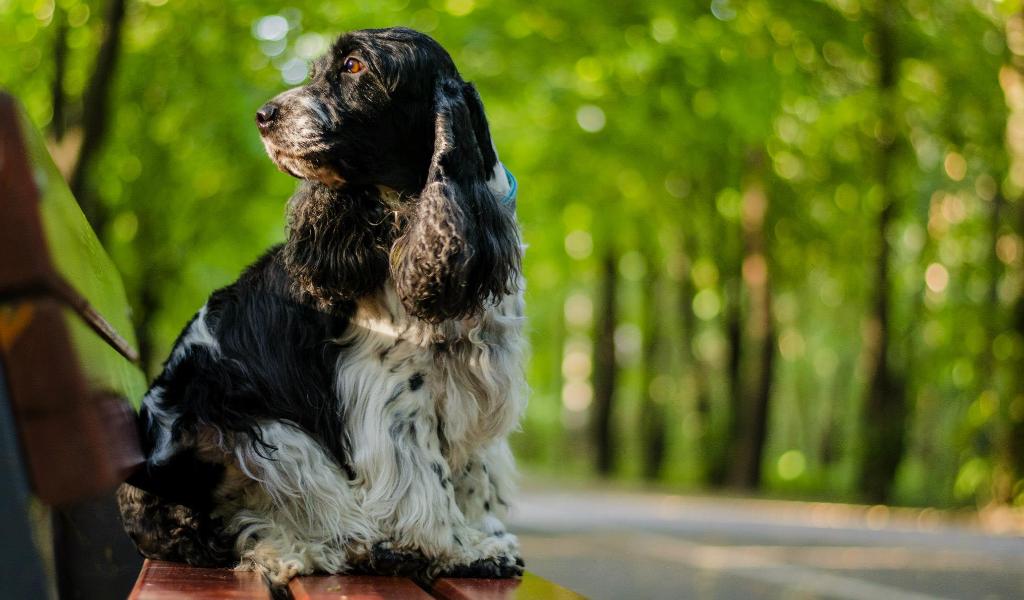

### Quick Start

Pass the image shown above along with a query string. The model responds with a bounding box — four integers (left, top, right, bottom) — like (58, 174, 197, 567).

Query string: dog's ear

(392, 79, 520, 322)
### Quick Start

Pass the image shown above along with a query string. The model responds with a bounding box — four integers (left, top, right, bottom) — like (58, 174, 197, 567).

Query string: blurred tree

(729, 148, 776, 489)
(677, 235, 714, 481)
(49, 3, 66, 142)
(857, 0, 909, 504)
(997, 7, 1024, 505)
(638, 250, 668, 480)
(592, 249, 619, 476)
(69, 0, 127, 232)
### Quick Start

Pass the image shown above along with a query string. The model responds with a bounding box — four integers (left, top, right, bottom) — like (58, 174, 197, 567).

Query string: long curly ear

(392, 79, 520, 322)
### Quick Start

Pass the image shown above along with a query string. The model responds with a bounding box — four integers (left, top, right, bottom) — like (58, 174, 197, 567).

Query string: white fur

(224, 421, 376, 578)
(146, 305, 220, 465)
(487, 160, 511, 200)
(300, 95, 331, 127)
(170, 305, 220, 363)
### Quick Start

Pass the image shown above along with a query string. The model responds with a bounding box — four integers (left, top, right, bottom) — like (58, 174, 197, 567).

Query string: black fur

(283, 184, 394, 312)
(148, 250, 353, 470)
(123, 249, 359, 566)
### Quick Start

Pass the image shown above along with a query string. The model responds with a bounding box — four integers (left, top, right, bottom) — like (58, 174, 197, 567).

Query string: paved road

(508, 489, 1024, 600)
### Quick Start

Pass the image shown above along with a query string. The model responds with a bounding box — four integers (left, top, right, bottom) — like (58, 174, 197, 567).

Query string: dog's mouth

(272, 154, 302, 179)
(262, 140, 346, 187)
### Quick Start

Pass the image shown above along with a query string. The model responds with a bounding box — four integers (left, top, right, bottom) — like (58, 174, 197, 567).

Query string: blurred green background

(3, 0, 1024, 512)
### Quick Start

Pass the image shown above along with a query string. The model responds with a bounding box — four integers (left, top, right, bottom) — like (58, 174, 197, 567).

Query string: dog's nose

(255, 103, 279, 131)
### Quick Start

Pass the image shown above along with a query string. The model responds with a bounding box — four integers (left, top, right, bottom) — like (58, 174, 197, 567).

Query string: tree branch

(50, 5, 68, 142)
(69, 0, 128, 234)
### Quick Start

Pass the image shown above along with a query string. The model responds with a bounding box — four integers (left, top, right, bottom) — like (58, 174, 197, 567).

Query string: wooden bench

(0, 91, 584, 599)
(129, 559, 582, 599)
(129, 559, 583, 600)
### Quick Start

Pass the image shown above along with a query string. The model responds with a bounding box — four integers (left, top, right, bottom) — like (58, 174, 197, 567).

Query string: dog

(117, 27, 526, 586)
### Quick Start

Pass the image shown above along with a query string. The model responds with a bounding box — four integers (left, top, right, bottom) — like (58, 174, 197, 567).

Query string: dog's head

(258, 27, 519, 322)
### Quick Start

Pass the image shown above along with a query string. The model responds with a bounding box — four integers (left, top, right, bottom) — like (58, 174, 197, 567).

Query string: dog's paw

(360, 536, 432, 573)
(443, 553, 524, 578)
(445, 533, 523, 579)
(243, 555, 305, 587)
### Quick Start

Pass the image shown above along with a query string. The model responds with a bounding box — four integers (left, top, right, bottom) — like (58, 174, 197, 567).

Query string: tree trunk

(858, 0, 907, 504)
(50, 6, 68, 142)
(679, 237, 715, 482)
(724, 277, 743, 439)
(728, 149, 776, 490)
(135, 272, 162, 376)
(69, 0, 128, 234)
(1010, 213, 1024, 487)
(591, 249, 619, 476)
(705, 272, 743, 487)
(639, 253, 667, 480)
(993, 11, 1024, 506)
(983, 189, 1014, 503)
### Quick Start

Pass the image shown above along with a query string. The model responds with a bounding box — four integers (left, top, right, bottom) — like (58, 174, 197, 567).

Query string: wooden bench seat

(129, 561, 271, 600)
(129, 560, 586, 600)
(289, 573, 432, 600)
(430, 573, 585, 600)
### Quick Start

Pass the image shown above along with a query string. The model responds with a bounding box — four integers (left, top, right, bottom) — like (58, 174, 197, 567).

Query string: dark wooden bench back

(0, 91, 146, 599)
(0, 91, 145, 503)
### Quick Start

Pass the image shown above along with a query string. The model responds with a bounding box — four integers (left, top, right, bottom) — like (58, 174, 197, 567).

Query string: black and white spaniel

(117, 27, 526, 586)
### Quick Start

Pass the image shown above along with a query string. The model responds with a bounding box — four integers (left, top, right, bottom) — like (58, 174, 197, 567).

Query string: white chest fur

(336, 283, 526, 481)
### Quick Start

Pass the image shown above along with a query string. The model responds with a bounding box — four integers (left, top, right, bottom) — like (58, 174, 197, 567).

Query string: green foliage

(2, 0, 1022, 508)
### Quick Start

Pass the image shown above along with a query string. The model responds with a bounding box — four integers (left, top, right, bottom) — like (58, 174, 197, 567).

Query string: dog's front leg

(445, 441, 523, 578)
(353, 386, 522, 578)
(453, 441, 516, 537)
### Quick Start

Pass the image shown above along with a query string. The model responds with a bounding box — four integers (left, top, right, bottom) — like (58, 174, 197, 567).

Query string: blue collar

(499, 164, 517, 207)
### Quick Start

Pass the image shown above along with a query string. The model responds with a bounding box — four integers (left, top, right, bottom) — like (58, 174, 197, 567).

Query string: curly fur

(117, 27, 526, 587)
(283, 183, 396, 310)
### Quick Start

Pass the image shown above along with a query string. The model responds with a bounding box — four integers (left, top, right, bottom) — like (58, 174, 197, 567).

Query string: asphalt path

(509, 489, 1024, 599)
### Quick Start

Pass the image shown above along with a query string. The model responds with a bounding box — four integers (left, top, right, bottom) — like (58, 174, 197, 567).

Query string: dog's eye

(343, 57, 364, 74)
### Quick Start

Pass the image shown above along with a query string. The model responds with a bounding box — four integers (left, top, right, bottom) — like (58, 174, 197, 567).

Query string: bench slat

(432, 573, 587, 600)
(129, 560, 271, 600)
(129, 560, 587, 600)
(290, 574, 432, 599)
